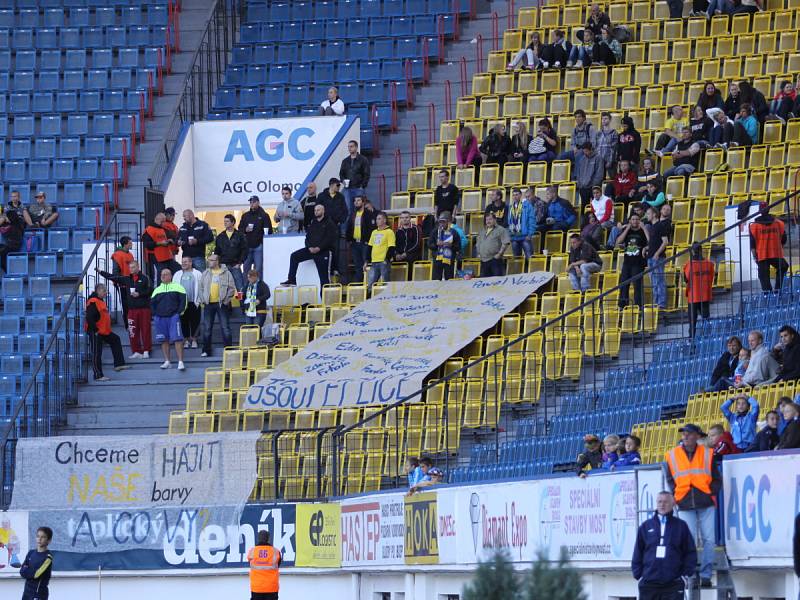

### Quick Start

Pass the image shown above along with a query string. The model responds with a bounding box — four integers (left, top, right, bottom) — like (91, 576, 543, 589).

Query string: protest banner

(340, 493, 405, 566)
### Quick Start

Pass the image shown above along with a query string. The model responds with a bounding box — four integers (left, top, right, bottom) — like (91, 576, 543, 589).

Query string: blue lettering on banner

(224, 128, 316, 162)
(726, 474, 771, 543)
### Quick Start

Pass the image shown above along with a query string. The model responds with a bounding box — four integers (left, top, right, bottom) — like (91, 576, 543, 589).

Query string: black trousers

(432, 260, 455, 280)
(481, 258, 505, 277)
(251, 592, 278, 600)
(180, 301, 201, 338)
(89, 331, 125, 379)
(638, 580, 684, 600)
(688, 301, 711, 338)
(732, 121, 754, 147)
(116, 284, 129, 325)
(288, 248, 331, 286)
(619, 261, 645, 308)
(757, 257, 789, 292)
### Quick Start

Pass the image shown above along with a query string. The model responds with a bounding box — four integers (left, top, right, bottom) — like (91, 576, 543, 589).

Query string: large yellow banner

(295, 503, 342, 567)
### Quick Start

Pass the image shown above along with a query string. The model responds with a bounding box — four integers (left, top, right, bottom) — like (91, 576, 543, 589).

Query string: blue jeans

(367, 262, 389, 288)
(568, 46, 591, 64)
(202, 303, 232, 355)
(243, 245, 264, 279)
(662, 137, 679, 153)
(342, 186, 365, 217)
(679, 506, 716, 580)
(568, 262, 601, 291)
(351, 241, 369, 275)
(647, 257, 667, 308)
(664, 164, 696, 178)
(190, 256, 206, 271)
(227, 264, 244, 291)
(557, 149, 576, 162)
(706, 0, 732, 14)
(511, 238, 532, 258)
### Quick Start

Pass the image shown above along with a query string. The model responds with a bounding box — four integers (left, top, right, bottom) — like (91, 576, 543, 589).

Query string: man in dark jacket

(214, 213, 248, 292)
(346, 195, 377, 277)
(238, 195, 274, 280)
(97, 261, 153, 360)
(395, 210, 422, 268)
(300, 181, 319, 230)
(339, 140, 370, 215)
(281, 204, 338, 287)
(746, 410, 780, 452)
(708, 337, 742, 391)
(575, 434, 603, 476)
(632, 491, 697, 600)
(178, 209, 214, 271)
(775, 325, 800, 382)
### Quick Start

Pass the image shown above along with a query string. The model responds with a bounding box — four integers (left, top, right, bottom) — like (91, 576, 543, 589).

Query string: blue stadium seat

(290, 2, 311, 20)
(361, 0, 382, 17)
(2, 278, 24, 298)
(269, 64, 290, 85)
(232, 45, 252, 65)
(0, 336, 13, 356)
(215, 88, 236, 110)
(382, 59, 404, 81)
(304, 20, 325, 39)
(32, 92, 54, 113)
(287, 85, 310, 107)
(10, 93, 31, 114)
(290, 64, 312, 84)
(122, 6, 143, 26)
(32, 297, 54, 316)
(63, 70, 84, 90)
(384, 0, 404, 16)
(77, 159, 99, 181)
(415, 15, 439, 36)
(325, 40, 346, 61)
(229, 109, 250, 119)
(392, 17, 415, 36)
(0, 50, 9, 71)
(83, 27, 105, 49)
(300, 42, 323, 63)
(18, 334, 40, 356)
(348, 18, 369, 38)
(59, 138, 80, 160)
(359, 60, 382, 80)
(276, 44, 298, 64)
(282, 22, 302, 42)
(24, 315, 47, 335)
(36, 28, 58, 50)
(314, 1, 336, 19)
(241, 24, 260, 43)
(100, 159, 121, 181)
(263, 86, 284, 108)
(110, 68, 133, 89)
(225, 66, 245, 86)
(37, 69, 62, 91)
(96, 7, 115, 27)
(10, 140, 31, 161)
(13, 29, 34, 50)
(7, 255, 29, 277)
(62, 183, 85, 205)
(3, 298, 25, 317)
(373, 38, 395, 59)
(337, 0, 358, 18)
(349, 40, 370, 60)
(62, 252, 83, 276)
(246, 65, 267, 86)
(29, 160, 51, 182)
(47, 229, 70, 251)
(131, 25, 153, 48)
(103, 88, 125, 111)
(60, 27, 81, 49)
(313, 61, 334, 82)
(55, 92, 77, 113)
(239, 87, 261, 109)
(1, 356, 23, 376)
(107, 26, 127, 48)
(336, 61, 356, 81)
(91, 49, 112, 70)
(67, 114, 89, 136)
(79, 90, 102, 113)
(15, 51, 36, 71)
(53, 159, 75, 181)
(34, 139, 56, 161)
(4, 161, 26, 183)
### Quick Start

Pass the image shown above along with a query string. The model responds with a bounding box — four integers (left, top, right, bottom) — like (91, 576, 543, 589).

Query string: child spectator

(707, 424, 741, 459)
(732, 348, 751, 387)
(404, 457, 424, 489)
(576, 434, 603, 477)
(746, 410, 780, 452)
(408, 458, 443, 494)
(777, 400, 800, 449)
(601, 434, 620, 469)
(777, 396, 796, 435)
(613, 435, 642, 469)
(720, 394, 760, 451)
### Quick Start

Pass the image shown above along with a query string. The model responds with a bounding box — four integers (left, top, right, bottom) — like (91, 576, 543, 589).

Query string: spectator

(540, 29, 571, 69)
(6, 190, 25, 219)
(317, 178, 349, 232)
(723, 81, 742, 120)
(300, 181, 319, 230)
(527, 118, 558, 163)
(143, 212, 178, 283)
(0, 209, 24, 274)
(238, 195, 274, 277)
(339, 140, 370, 214)
(607, 159, 638, 203)
(654, 105, 688, 154)
(739, 80, 769, 122)
(177, 256, 202, 350)
(319, 86, 345, 116)
(697, 82, 724, 112)
(274, 185, 303, 235)
(664, 423, 721, 588)
(581, 211, 604, 249)
(601, 434, 620, 469)
(576, 434, 603, 476)
(707, 108, 735, 149)
(778, 396, 796, 435)
(429, 211, 461, 281)
(509, 122, 531, 163)
(777, 400, 800, 449)
(542, 185, 577, 232)
(213, 214, 247, 293)
(394, 211, 421, 267)
(23, 191, 58, 228)
(282, 204, 338, 287)
(746, 410, 780, 452)
(616, 116, 642, 166)
(434, 169, 460, 218)
(732, 103, 759, 146)
(662, 128, 701, 179)
(476, 212, 510, 277)
(456, 126, 481, 168)
(683, 243, 716, 339)
(404, 457, 424, 489)
(775, 325, 800, 381)
(583, 3, 611, 38)
(596, 25, 622, 66)
(606, 202, 644, 249)
(640, 181, 666, 210)
(721, 394, 760, 451)
(526, 186, 548, 231)
(613, 435, 642, 469)
(708, 336, 742, 391)
(616, 212, 649, 309)
(484, 189, 508, 227)
(589, 185, 615, 232)
(365, 211, 395, 288)
(593, 112, 619, 177)
(479, 123, 511, 167)
(178, 209, 214, 272)
(20, 526, 54, 600)
(770, 80, 797, 122)
(635, 157, 661, 198)
(732, 348, 751, 386)
(150, 268, 187, 371)
(108, 236, 135, 324)
(508, 32, 543, 70)
(737, 330, 780, 388)
(559, 110, 595, 162)
(86, 283, 129, 381)
(243, 269, 270, 328)
(162, 208, 180, 262)
(567, 28, 596, 68)
(631, 491, 697, 600)
(568, 233, 603, 292)
(97, 260, 153, 360)
(575, 142, 606, 208)
(346, 195, 377, 277)
(645, 205, 670, 309)
(507, 187, 536, 258)
(197, 254, 236, 357)
(689, 105, 713, 147)
(408, 457, 443, 494)
(749, 202, 788, 292)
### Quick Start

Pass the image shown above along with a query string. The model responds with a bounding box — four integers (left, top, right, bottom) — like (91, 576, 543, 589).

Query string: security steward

(631, 491, 697, 600)
(247, 530, 281, 600)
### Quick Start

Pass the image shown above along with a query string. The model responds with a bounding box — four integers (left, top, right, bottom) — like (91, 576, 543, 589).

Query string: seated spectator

(394, 211, 422, 266)
(0, 209, 25, 273)
(583, 3, 611, 38)
(746, 410, 780, 452)
(616, 116, 642, 167)
(769, 80, 797, 122)
(697, 82, 724, 112)
(774, 325, 800, 382)
(540, 29, 571, 69)
(594, 112, 619, 177)
(607, 159, 638, 203)
(508, 32, 543, 70)
(654, 105, 688, 153)
(527, 118, 558, 163)
(640, 181, 666, 210)
(777, 396, 797, 435)
(567, 233, 603, 292)
(507, 187, 536, 258)
(404, 457, 423, 489)
(732, 348, 751, 386)
(732, 103, 759, 147)
(595, 25, 622, 66)
(634, 157, 661, 198)
(575, 142, 606, 208)
(567, 29, 597, 68)
(724, 81, 742, 120)
(281, 204, 338, 287)
(707, 424, 741, 459)
(721, 393, 759, 451)
(739, 80, 769, 122)
(612, 435, 642, 469)
(689, 105, 713, 148)
(662, 128, 701, 179)
(479, 123, 512, 167)
(319, 86, 345, 116)
(776, 400, 800, 449)
(525, 186, 548, 231)
(559, 110, 595, 162)
(456, 126, 481, 168)
(408, 457, 443, 494)
(542, 185, 577, 232)
(601, 434, 620, 469)
(581, 212, 604, 249)
(576, 434, 603, 477)
(6, 190, 25, 219)
(23, 191, 58, 228)
(606, 202, 645, 249)
(509, 122, 531, 163)
(589, 185, 615, 231)
(707, 108, 735, 149)
(736, 330, 779, 388)
(708, 336, 742, 391)
(484, 189, 508, 227)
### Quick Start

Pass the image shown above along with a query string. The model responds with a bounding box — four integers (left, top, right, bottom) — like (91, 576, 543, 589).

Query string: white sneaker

(201, 352, 208, 357)
(143, 351, 150, 359)
(160, 361, 171, 369)
(190, 340, 198, 349)
(178, 361, 185, 371)
(541, 60, 549, 68)
(566, 60, 574, 68)
(574, 59, 583, 68)
(554, 61, 561, 68)
(129, 352, 143, 359)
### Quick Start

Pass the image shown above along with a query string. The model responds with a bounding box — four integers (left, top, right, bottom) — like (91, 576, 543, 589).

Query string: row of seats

(1, 47, 168, 72)
(0, 89, 148, 116)
(3, 158, 123, 183)
(246, 0, 467, 22)
(0, 5, 170, 28)
(1, 136, 133, 162)
(233, 37, 436, 63)
(2, 112, 141, 139)
(0, 66, 158, 94)
(6, 252, 85, 278)
(0, 182, 113, 205)
(0, 24, 173, 50)
(223, 59, 419, 86)
(6, 0, 171, 8)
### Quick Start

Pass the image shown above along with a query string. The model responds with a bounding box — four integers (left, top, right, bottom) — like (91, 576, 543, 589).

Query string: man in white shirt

(319, 86, 345, 116)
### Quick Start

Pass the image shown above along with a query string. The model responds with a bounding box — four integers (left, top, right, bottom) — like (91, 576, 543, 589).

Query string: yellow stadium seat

(412, 260, 432, 280)
(479, 164, 501, 187)
(455, 166, 475, 188)
(479, 95, 500, 118)
(239, 325, 260, 348)
(169, 412, 190, 434)
(503, 162, 524, 186)
(471, 74, 492, 96)
(503, 94, 523, 117)
(193, 413, 214, 434)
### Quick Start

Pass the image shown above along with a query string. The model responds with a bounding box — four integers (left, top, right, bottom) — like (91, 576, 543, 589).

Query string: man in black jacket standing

(178, 209, 214, 271)
(632, 491, 697, 600)
(282, 204, 338, 287)
(238, 195, 274, 280)
(346, 195, 377, 278)
(339, 140, 370, 216)
(214, 214, 248, 292)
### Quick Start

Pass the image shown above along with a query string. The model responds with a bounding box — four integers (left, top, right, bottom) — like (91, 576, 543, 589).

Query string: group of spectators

(0, 190, 59, 272)
(575, 432, 642, 476)
(709, 327, 800, 391)
(404, 456, 443, 495)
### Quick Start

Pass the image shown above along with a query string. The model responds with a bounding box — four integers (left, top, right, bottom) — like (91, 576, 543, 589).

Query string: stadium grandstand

(0, 0, 799, 598)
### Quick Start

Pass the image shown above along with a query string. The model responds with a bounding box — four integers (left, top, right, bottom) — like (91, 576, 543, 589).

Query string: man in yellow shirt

(365, 211, 395, 290)
(654, 105, 688, 155)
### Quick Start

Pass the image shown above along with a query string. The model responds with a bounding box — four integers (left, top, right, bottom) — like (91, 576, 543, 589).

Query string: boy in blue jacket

(721, 394, 759, 451)
(506, 188, 537, 258)
(613, 435, 642, 469)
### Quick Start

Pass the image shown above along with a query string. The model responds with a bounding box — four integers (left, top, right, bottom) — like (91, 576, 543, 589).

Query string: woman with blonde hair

(455, 126, 481, 168)
(510, 121, 531, 162)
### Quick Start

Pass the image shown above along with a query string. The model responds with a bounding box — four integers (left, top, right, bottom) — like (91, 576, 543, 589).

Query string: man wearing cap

(274, 186, 303, 235)
(162, 208, 180, 260)
(239, 195, 274, 278)
(476, 212, 510, 277)
(23, 191, 58, 228)
(281, 203, 338, 287)
(575, 141, 606, 209)
(319, 178, 348, 232)
(749, 202, 788, 292)
(178, 209, 214, 272)
(575, 434, 603, 476)
(339, 140, 370, 216)
(428, 211, 461, 281)
(664, 423, 722, 588)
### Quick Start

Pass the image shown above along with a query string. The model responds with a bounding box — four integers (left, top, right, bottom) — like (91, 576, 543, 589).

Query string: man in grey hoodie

(274, 185, 304, 234)
(575, 141, 606, 209)
(737, 330, 780, 388)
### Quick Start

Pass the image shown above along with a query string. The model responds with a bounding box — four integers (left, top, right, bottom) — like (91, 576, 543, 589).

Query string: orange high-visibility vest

(247, 544, 280, 593)
(749, 219, 785, 261)
(84, 297, 112, 335)
(664, 444, 713, 502)
(683, 258, 715, 303)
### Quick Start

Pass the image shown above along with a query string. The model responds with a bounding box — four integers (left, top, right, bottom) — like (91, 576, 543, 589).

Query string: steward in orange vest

(748, 203, 788, 293)
(683, 243, 715, 337)
(247, 530, 281, 600)
(85, 284, 129, 381)
(142, 213, 177, 282)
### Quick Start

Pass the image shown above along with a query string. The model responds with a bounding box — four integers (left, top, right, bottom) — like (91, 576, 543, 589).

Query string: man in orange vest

(682, 242, 715, 338)
(247, 530, 281, 600)
(142, 212, 178, 283)
(748, 202, 788, 292)
(110, 236, 134, 324)
(664, 424, 721, 589)
(85, 283, 130, 381)
(163, 207, 180, 257)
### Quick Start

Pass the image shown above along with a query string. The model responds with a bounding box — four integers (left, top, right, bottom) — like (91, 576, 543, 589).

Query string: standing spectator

(593, 112, 619, 177)
(770, 80, 797, 122)
(507, 187, 536, 258)
(238, 195, 274, 277)
(697, 82, 724, 112)
(608, 159, 638, 203)
(317, 178, 349, 231)
(654, 105, 688, 154)
(274, 185, 304, 234)
(429, 211, 461, 281)
(394, 211, 421, 267)
(20, 526, 54, 600)
(178, 209, 214, 271)
(23, 191, 59, 228)
(346, 195, 377, 277)
(300, 181, 319, 230)
(527, 118, 559, 163)
(542, 185, 577, 232)
(640, 181, 666, 210)
(737, 330, 780, 388)
(749, 203, 788, 292)
(595, 25, 622, 66)
(662, 129, 701, 179)
(708, 337, 742, 391)
(732, 103, 759, 146)
(723, 81, 742, 120)
(559, 110, 595, 162)
(777, 400, 800, 449)
(566, 28, 596, 68)
(86, 283, 129, 381)
(509, 122, 531, 163)
(632, 491, 697, 600)
(746, 410, 780, 452)
(721, 394, 760, 451)
(645, 205, 671, 309)
(484, 189, 508, 227)
(197, 254, 236, 357)
(575, 142, 606, 208)
(150, 268, 187, 371)
(689, 105, 713, 147)
(479, 123, 511, 167)
(739, 80, 769, 123)
(434, 169, 460, 218)
(177, 256, 202, 350)
(247, 530, 281, 600)
(365, 211, 395, 289)
(775, 325, 800, 382)
(281, 204, 338, 287)
(243, 269, 271, 328)
(584, 4, 611, 37)
(526, 186, 548, 230)
(540, 29, 571, 68)
(162, 208, 180, 261)
(456, 126, 481, 168)
(214, 214, 248, 292)
(635, 157, 661, 198)
(613, 435, 642, 469)
(707, 108, 735, 149)
(339, 140, 370, 214)
(507, 31, 543, 70)
(568, 234, 603, 292)
(606, 202, 644, 249)
(0, 209, 24, 274)
(616, 116, 642, 167)
(664, 424, 721, 588)
(319, 86, 345, 115)
(476, 212, 511, 277)
(683, 243, 716, 339)
(142, 212, 177, 283)
(589, 185, 615, 231)
(97, 260, 152, 360)
(576, 434, 603, 476)
(109, 236, 134, 324)
(616, 212, 650, 309)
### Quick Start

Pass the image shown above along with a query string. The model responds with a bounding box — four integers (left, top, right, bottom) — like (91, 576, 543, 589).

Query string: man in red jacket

(683, 243, 715, 337)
